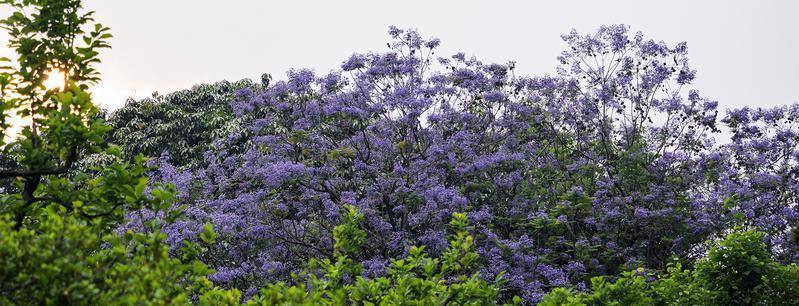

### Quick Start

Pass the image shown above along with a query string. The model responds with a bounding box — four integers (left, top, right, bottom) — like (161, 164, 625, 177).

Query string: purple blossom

(133, 25, 799, 303)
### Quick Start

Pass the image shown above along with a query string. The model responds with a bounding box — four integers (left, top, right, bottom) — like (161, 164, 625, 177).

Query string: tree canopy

(1, 1, 797, 305)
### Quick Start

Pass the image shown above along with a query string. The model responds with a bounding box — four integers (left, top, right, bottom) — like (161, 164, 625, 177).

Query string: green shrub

(540, 229, 799, 305)
(245, 208, 520, 306)
(0, 206, 239, 305)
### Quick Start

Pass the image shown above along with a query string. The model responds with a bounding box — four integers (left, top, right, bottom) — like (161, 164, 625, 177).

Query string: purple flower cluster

(138, 25, 798, 303)
(717, 104, 799, 261)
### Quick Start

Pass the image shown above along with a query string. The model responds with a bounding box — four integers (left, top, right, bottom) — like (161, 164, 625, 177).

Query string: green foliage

(647, 263, 718, 305)
(0, 203, 241, 305)
(0, 0, 115, 228)
(539, 270, 652, 306)
(107, 79, 255, 168)
(693, 230, 799, 305)
(0, 1, 241, 304)
(246, 207, 518, 306)
(332, 205, 366, 257)
(539, 229, 799, 306)
(0, 0, 110, 144)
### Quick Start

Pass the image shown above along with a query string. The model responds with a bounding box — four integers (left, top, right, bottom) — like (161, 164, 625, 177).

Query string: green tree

(0, 0, 115, 228)
(0, 1, 240, 304)
(107, 79, 256, 168)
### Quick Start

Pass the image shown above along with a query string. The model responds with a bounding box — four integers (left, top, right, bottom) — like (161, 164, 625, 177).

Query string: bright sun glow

(43, 69, 66, 90)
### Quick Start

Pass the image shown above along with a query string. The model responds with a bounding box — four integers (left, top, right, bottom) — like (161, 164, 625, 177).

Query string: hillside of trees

(1, 1, 797, 305)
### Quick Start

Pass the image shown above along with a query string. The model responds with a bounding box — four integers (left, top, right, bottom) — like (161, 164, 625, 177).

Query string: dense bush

(539, 229, 799, 305)
(0, 203, 238, 305)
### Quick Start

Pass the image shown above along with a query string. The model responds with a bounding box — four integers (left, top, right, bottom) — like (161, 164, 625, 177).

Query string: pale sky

(32, 1, 799, 112)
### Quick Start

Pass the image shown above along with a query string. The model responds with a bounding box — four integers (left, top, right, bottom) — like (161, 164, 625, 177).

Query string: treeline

(0, 1, 797, 305)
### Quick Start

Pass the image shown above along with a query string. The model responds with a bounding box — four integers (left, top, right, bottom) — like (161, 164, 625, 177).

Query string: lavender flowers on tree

(129, 25, 799, 303)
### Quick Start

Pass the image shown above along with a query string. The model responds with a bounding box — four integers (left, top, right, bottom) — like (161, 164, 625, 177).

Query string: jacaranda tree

(716, 105, 799, 262)
(129, 25, 799, 304)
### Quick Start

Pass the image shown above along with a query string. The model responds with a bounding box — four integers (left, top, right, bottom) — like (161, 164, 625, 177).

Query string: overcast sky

(72, 0, 799, 112)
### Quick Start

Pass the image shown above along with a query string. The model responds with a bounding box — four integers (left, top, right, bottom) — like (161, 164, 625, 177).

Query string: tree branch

(0, 147, 78, 178)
